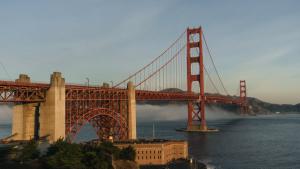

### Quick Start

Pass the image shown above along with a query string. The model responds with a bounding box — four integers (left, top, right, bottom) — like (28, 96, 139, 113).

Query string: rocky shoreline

(140, 159, 207, 169)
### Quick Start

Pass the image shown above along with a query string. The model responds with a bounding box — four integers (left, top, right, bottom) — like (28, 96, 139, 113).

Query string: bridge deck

(0, 80, 242, 105)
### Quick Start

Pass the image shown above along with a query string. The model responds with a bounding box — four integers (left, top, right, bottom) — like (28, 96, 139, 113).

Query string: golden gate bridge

(0, 27, 248, 142)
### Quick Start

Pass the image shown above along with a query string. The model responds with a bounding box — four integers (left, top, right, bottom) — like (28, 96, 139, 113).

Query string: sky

(0, 0, 299, 104)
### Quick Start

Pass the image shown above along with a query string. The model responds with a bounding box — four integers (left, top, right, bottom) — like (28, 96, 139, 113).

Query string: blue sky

(0, 0, 299, 104)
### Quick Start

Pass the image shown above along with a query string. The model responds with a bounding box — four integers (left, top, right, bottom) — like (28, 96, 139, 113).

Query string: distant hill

(138, 88, 300, 114)
(160, 88, 185, 93)
(246, 97, 300, 114)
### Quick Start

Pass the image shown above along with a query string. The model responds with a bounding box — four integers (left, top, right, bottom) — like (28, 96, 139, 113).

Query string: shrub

(18, 140, 40, 162)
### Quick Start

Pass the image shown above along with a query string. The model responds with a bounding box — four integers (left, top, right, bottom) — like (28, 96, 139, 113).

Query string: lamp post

(86, 78, 90, 87)
(86, 77, 90, 109)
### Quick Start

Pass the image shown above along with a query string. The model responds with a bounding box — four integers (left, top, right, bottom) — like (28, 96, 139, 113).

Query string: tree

(44, 139, 85, 169)
(119, 146, 136, 161)
(81, 151, 108, 169)
(43, 139, 116, 169)
(99, 141, 120, 159)
(46, 138, 68, 156)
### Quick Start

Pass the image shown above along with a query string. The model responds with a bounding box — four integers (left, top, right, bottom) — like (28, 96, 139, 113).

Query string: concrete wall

(40, 72, 66, 142)
(127, 81, 136, 140)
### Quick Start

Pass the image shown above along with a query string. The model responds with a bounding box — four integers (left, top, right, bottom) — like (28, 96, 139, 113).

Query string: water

(137, 114, 300, 169)
(0, 124, 11, 139)
(1, 114, 300, 168)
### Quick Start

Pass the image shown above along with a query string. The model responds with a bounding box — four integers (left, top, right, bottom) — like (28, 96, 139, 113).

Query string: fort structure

(115, 139, 188, 165)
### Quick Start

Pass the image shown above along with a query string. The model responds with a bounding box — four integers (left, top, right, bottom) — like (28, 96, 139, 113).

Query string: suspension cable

(202, 32, 229, 95)
(135, 45, 186, 87)
(190, 35, 220, 94)
(0, 61, 12, 80)
(113, 30, 187, 88)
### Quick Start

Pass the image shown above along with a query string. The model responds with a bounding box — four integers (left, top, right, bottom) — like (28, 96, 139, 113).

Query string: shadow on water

(206, 118, 244, 129)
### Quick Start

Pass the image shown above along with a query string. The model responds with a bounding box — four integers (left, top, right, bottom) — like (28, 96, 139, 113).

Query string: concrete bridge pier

(127, 81, 136, 140)
(11, 72, 66, 143)
(12, 74, 37, 140)
(39, 72, 65, 142)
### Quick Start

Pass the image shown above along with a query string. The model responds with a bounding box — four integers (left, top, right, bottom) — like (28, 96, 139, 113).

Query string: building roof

(114, 139, 186, 145)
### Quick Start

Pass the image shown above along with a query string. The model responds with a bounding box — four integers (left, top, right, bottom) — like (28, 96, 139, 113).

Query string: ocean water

(0, 124, 11, 139)
(136, 114, 300, 169)
(1, 114, 300, 168)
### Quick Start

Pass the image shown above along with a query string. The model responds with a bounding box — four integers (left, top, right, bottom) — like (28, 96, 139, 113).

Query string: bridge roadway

(0, 80, 242, 105)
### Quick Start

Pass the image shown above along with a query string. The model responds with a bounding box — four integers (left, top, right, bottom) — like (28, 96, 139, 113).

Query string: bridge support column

(127, 81, 136, 140)
(12, 104, 37, 140)
(12, 74, 37, 140)
(40, 72, 65, 142)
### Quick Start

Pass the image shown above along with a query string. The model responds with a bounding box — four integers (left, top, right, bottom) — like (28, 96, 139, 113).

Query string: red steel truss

(0, 26, 249, 140)
(0, 80, 48, 103)
(0, 80, 246, 140)
(0, 81, 244, 103)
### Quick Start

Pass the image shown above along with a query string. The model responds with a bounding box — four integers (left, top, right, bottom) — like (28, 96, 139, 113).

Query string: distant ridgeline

(246, 97, 300, 114)
(137, 88, 300, 114)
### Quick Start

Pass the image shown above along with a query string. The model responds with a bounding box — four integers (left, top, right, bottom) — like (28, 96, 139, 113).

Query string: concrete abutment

(12, 72, 66, 142)
(39, 72, 65, 142)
